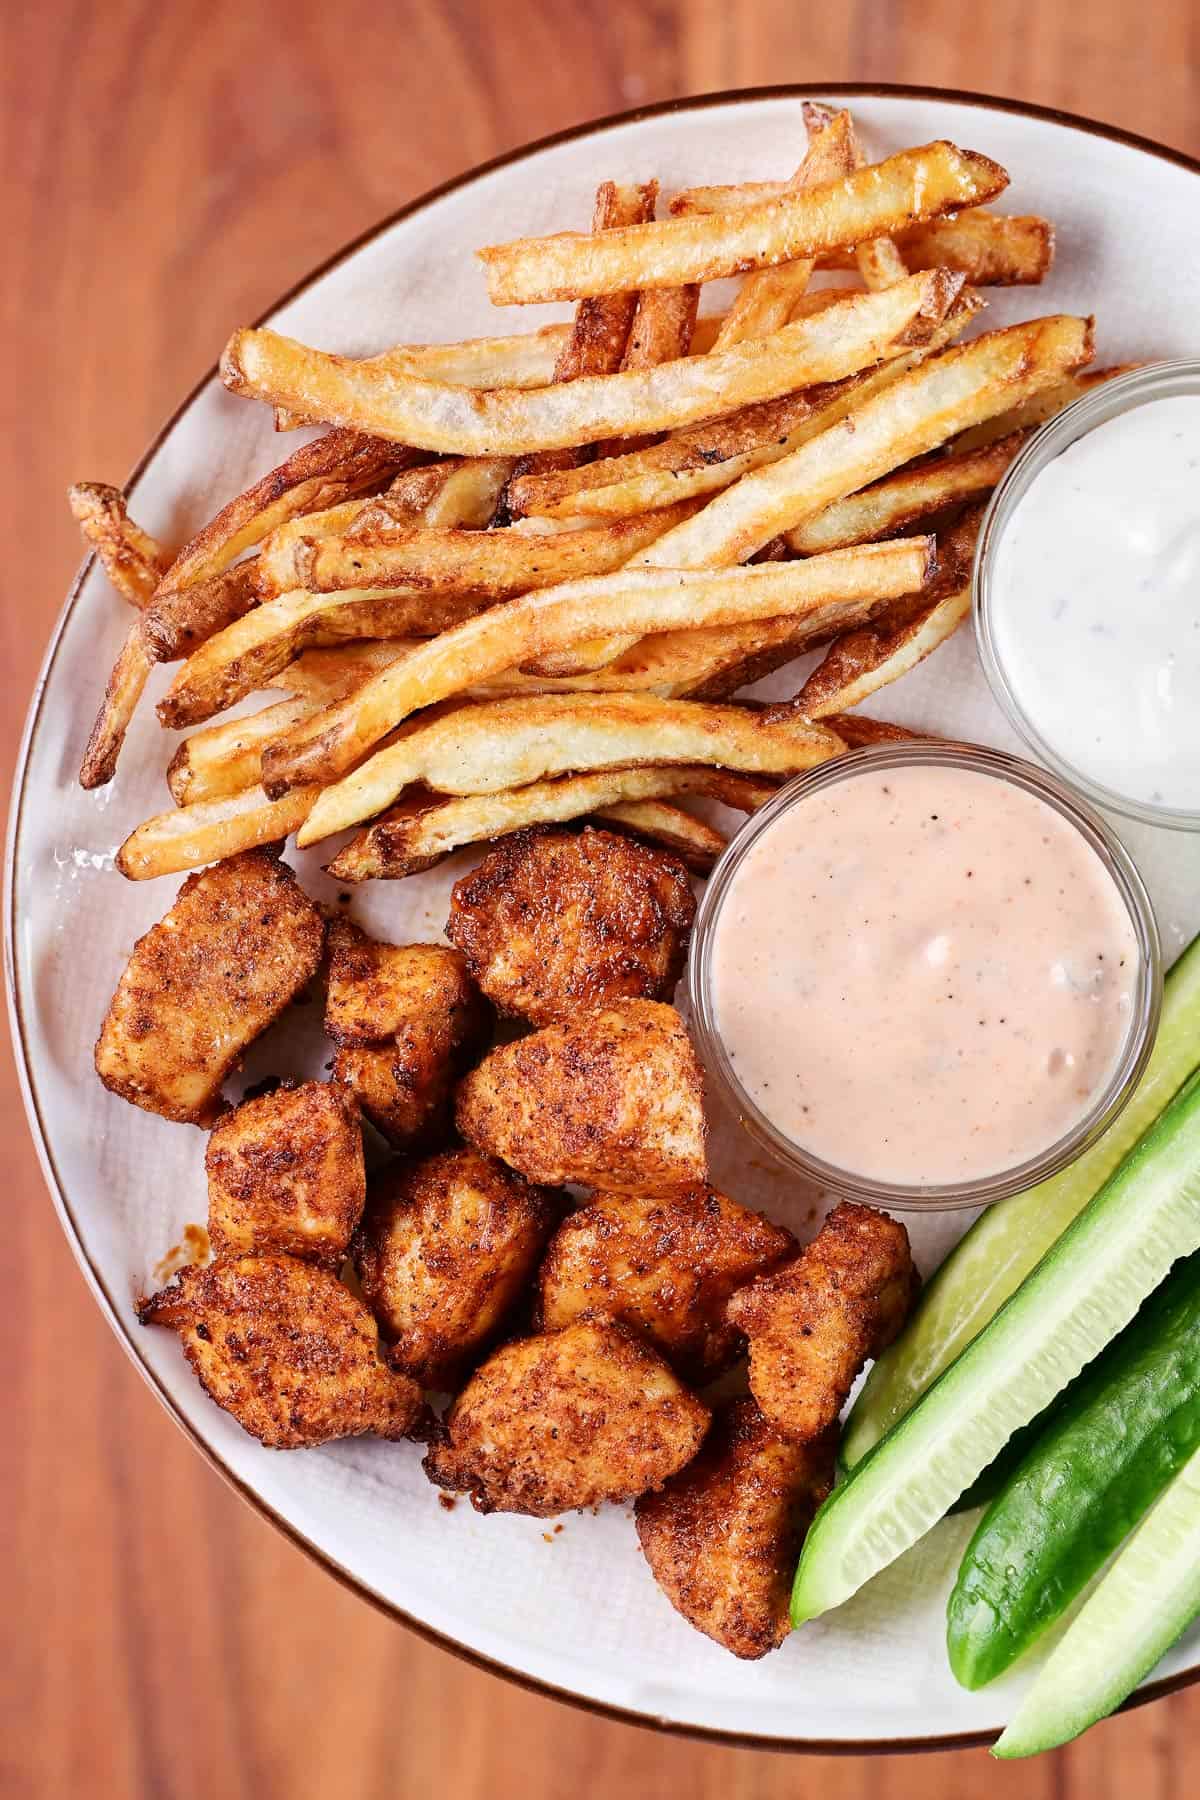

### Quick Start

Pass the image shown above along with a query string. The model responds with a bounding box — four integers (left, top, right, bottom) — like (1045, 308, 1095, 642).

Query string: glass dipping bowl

(974, 359, 1200, 832)
(687, 742, 1162, 1211)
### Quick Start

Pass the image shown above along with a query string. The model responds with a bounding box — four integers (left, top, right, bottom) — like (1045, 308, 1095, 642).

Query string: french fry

(821, 713, 936, 748)
(595, 282, 700, 458)
(68, 483, 168, 606)
(793, 585, 973, 719)
(297, 695, 847, 847)
(166, 697, 321, 805)
(220, 272, 963, 457)
(505, 295, 983, 521)
(272, 641, 415, 701)
(785, 430, 1027, 555)
(79, 621, 155, 789)
(153, 429, 421, 600)
(672, 174, 1053, 287)
(373, 456, 515, 529)
(261, 538, 933, 793)
(593, 799, 727, 871)
(625, 315, 1093, 573)
(116, 785, 319, 881)
(479, 142, 1007, 302)
(255, 501, 698, 598)
(156, 587, 504, 729)
(951, 364, 1139, 452)
(140, 559, 261, 662)
(714, 109, 855, 351)
(325, 763, 784, 882)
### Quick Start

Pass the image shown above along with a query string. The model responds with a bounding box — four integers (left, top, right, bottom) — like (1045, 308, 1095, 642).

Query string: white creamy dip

(988, 395, 1200, 814)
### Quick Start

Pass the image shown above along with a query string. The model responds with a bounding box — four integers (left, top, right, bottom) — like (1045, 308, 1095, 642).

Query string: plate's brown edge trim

(7, 82, 1200, 1759)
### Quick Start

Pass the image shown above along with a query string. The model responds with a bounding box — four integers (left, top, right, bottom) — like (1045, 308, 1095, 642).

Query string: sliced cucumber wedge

(843, 932, 1200, 1471)
(792, 1070, 1200, 1625)
(993, 1442, 1200, 1757)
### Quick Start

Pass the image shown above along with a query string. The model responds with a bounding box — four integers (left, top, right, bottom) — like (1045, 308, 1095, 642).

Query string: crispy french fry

(157, 587, 509, 730)
(505, 295, 982, 521)
(140, 559, 261, 662)
(951, 364, 1139, 453)
(325, 763, 783, 882)
(715, 109, 855, 351)
(375, 457, 515, 529)
(261, 538, 933, 793)
(154, 429, 420, 600)
(595, 282, 701, 458)
(821, 712, 935, 748)
(166, 697, 321, 805)
(479, 142, 1007, 302)
(298, 695, 846, 847)
(786, 430, 1027, 555)
(68, 483, 168, 607)
(220, 272, 963, 457)
(256, 501, 698, 598)
(626, 315, 1093, 572)
(79, 620, 154, 789)
(594, 799, 727, 871)
(116, 785, 319, 881)
(794, 585, 972, 718)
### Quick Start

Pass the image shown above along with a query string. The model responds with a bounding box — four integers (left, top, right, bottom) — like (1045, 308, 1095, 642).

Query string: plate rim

(10, 81, 1200, 1756)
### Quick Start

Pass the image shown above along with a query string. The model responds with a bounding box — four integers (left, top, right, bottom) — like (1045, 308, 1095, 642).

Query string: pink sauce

(709, 763, 1139, 1186)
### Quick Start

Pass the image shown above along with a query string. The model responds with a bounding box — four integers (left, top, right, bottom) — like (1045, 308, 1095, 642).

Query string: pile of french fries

(74, 103, 1128, 884)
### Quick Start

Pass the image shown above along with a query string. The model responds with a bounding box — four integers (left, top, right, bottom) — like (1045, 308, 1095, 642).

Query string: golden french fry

(79, 620, 154, 789)
(714, 109, 856, 351)
(479, 142, 1007, 302)
(166, 697, 321, 805)
(786, 430, 1028, 555)
(116, 785, 319, 881)
(154, 429, 420, 599)
(256, 501, 697, 598)
(505, 296, 982, 521)
(68, 483, 168, 607)
(158, 587, 501, 729)
(595, 281, 701, 459)
(951, 364, 1139, 453)
(794, 585, 972, 718)
(594, 799, 727, 871)
(325, 763, 784, 882)
(821, 712, 936, 748)
(220, 272, 963, 457)
(262, 537, 932, 793)
(627, 315, 1093, 573)
(298, 695, 846, 847)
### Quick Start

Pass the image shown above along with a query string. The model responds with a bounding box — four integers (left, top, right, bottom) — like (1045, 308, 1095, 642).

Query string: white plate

(11, 86, 1200, 1751)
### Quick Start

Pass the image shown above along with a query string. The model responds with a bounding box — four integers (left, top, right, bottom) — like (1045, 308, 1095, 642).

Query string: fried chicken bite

(636, 1399, 836, 1659)
(139, 1255, 427, 1448)
(354, 1147, 562, 1388)
(537, 1187, 795, 1381)
(423, 1320, 710, 1517)
(456, 999, 707, 1194)
(725, 1202, 919, 1443)
(325, 920, 490, 1150)
(95, 849, 324, 1125)
(445, 826, 696, 1027)
(205, 1081, 365, 1269)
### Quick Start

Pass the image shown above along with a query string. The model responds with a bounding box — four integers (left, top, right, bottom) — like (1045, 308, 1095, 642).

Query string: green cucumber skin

(993, 1444, 1200, 1757)
(948, 1250, 1200, 1689)
(842, 933, 1200, 1472)
(792, 1070, 1200, 1626)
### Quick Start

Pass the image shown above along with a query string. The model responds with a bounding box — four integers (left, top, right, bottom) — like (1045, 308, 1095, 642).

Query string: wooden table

(4, 4, 1197, 1793)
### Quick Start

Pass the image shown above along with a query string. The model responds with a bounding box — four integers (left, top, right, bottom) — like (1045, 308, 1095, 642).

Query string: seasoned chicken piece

(325, 921, 490, 1149)
(96, 849, 324, 1126)
(205, 1081, 365, 1269)
(423, 1320, 709, 1516)
(354, 1147, 562, 1387)
(445, 825, 695, 1026)
(636, 1399, 836, 1659)
(456, 999, 707, 1194)
(726, 1202, 919, 1442)
(537, 1187, 796, 1380)
(139, 1255, 426, 1448)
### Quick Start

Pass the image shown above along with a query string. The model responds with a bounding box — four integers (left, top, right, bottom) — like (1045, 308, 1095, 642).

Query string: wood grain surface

(4, 3, 1198, 1795)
